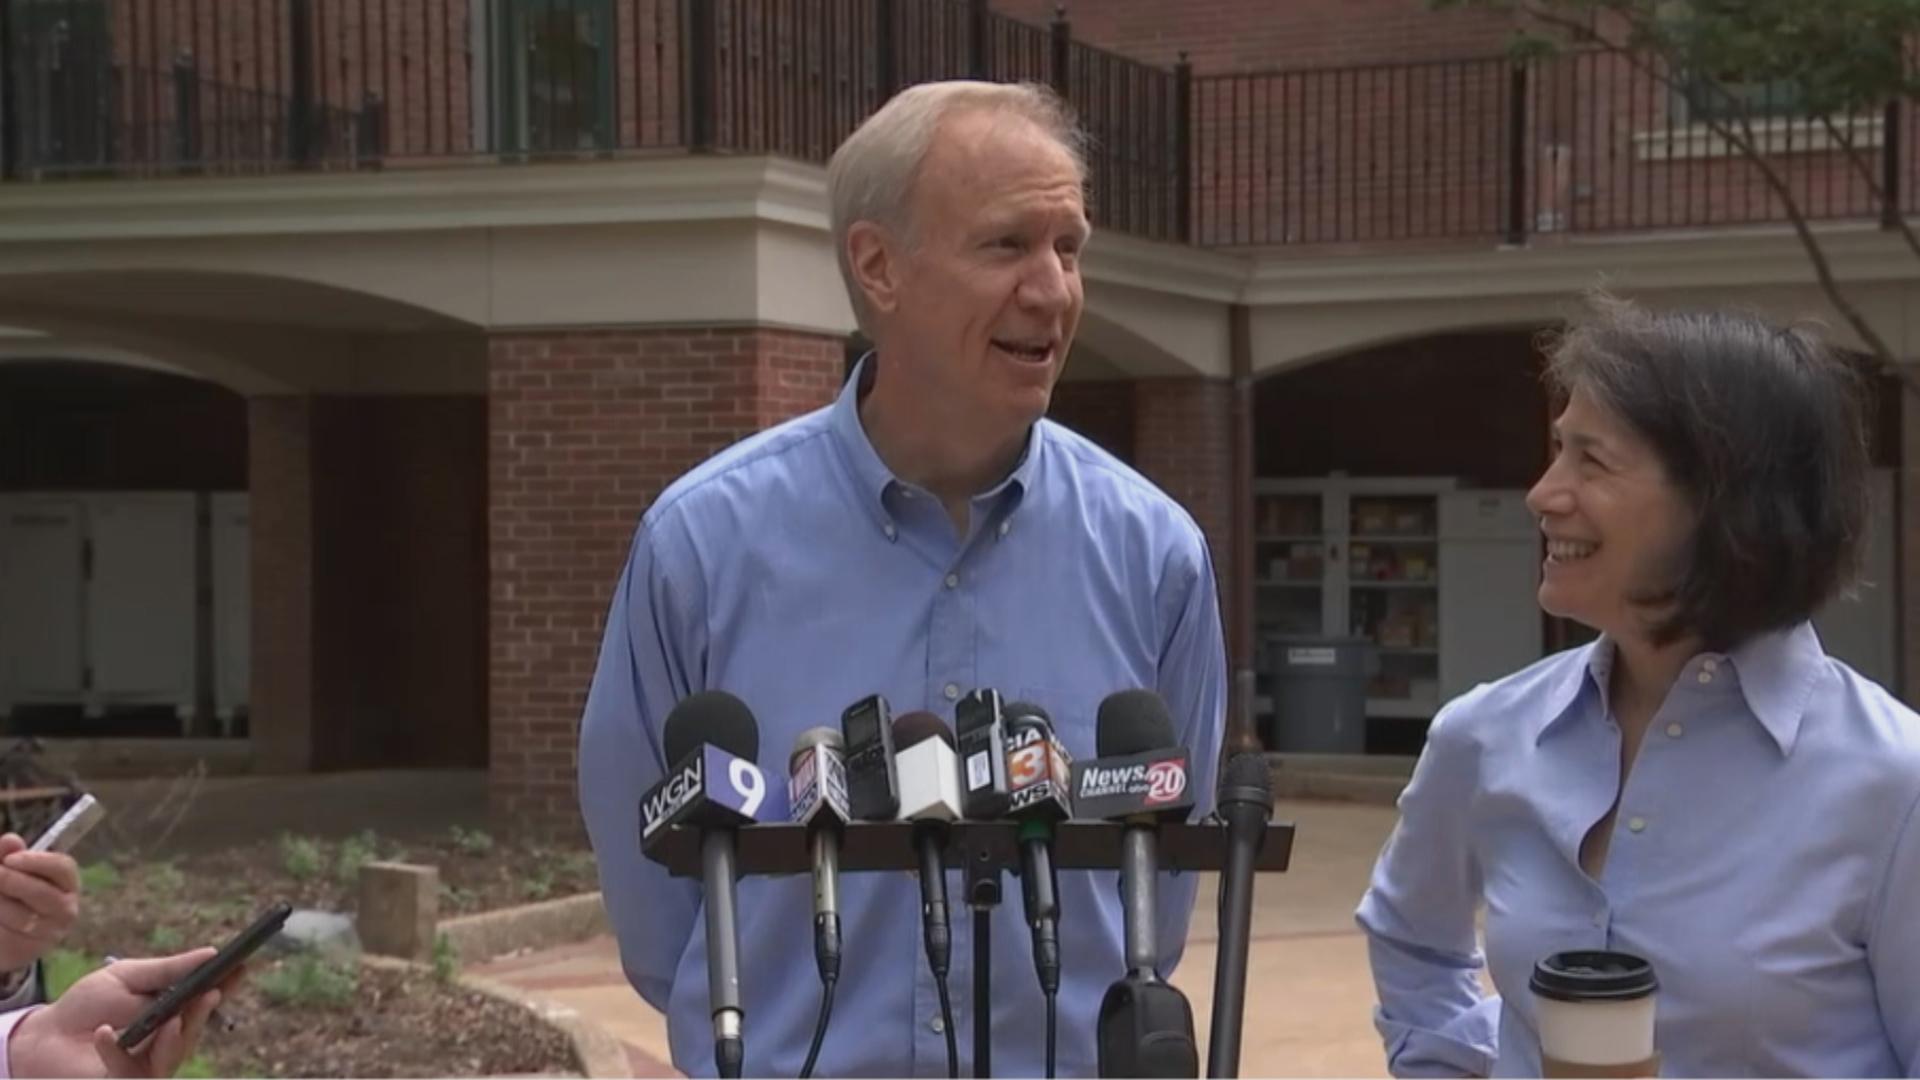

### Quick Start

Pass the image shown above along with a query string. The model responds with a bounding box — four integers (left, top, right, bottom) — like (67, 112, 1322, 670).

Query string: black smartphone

(839, 693, 899, 820)
(115, 901, 292, 1051)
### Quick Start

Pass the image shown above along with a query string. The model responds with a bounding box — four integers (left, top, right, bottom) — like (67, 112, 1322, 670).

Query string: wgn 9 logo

(725, 757, 766, 818)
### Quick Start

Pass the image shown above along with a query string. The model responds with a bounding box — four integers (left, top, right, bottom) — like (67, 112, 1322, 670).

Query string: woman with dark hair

(1356, 297, 1920, 1077)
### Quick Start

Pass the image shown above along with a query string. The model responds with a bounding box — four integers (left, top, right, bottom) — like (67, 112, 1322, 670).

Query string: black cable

(935, 972, 960, 1079)
(1044, 989, 1057, 1079)
(798, 975, 836, 1080)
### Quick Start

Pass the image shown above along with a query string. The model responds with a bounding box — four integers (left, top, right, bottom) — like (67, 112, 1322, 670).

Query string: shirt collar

(828, 352, 1043, 537)
(1533, 622, 1825, 755)
(1723, 621, 1826, 755)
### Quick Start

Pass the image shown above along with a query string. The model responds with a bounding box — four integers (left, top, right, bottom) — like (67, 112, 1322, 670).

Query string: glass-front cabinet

(1253, 475, 1542, 737)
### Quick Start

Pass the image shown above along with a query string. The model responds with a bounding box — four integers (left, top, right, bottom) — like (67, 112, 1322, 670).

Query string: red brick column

(488, 327, 847, 834)
(1048, 379, 1138, 459)
(249, 396, 316, 774)
(1132, 377, 1242, 745)
(1133, 378, 1233, 560)
(1904, 380, 1920, 707)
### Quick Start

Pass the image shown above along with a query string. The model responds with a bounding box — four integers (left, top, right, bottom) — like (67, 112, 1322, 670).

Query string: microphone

(955, 687, 1011, 1078)
(893, 711, 963, 1079)
(1206, 751, 1274, 1079)
(1082, 690, 1199, 1079)
(789, 728, 849, 979)
(1003, 702, 1072, 1078)
(789, 727, 851, 1079)
(956, 687, 1012, 820)
(648, 691, 768, 1080)
(841, 693, 900, 821)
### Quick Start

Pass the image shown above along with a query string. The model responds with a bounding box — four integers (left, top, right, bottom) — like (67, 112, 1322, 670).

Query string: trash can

(1264, 635, 1376, 754)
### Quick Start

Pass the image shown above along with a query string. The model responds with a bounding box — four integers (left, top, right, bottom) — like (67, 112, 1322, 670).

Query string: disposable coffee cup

(1530, 950, 1660, 1078)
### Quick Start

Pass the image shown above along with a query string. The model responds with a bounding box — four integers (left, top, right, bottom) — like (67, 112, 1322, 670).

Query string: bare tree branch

(1512, 0, 1913, 380)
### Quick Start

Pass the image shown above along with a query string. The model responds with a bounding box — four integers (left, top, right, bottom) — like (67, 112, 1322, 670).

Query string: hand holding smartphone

(116, 901, 290, 1051)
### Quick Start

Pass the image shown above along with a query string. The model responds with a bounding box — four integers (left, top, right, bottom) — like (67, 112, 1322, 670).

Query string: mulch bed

(58, 828, 601, 1077)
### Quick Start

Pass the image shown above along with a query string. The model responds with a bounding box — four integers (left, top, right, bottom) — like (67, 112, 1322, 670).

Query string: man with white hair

(579, 80, 1226, 1077)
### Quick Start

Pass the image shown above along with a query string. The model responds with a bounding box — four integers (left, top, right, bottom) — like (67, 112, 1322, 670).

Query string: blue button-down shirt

(1357, 622, 1920, 1077)
(579, 358, 1227, 1078)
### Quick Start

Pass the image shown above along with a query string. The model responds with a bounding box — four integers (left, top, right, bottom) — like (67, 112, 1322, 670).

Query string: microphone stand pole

(965, 844, 999, 1078)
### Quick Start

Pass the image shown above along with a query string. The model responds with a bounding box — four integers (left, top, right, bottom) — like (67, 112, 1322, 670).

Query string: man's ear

(847, 221, 901, 319)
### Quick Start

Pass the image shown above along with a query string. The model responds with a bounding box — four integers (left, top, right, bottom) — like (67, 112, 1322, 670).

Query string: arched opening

(0, 312, 492, 776)
(0, 358, 248, 745)
(1249, 326, 1906, 758)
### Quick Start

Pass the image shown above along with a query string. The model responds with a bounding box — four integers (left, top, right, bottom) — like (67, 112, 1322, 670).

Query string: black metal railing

(1194, 49, 1914, 247)
(3, 0, 1914, 248)
(0, 0, 1184, 241)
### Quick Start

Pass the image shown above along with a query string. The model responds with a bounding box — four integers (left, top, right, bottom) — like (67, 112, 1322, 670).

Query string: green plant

(147, 924, 184, 952)
(440, 883, 477, 912)
(523, 867, 555, 901)
(42, 949, 92, 1000)
(256, 954, 358, 1007)
(279, 833, 324, 881)
(449, 825, 494, 856)
(78, 862, 119, 894)
(175, 1053, 217, 1079)
(335, 829, 381, 883)
(144, 861, 185, 897)
(431, 932, 459, 984)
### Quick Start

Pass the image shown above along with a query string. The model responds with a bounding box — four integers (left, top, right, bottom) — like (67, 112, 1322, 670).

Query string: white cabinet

(0, 493, 202, 726)
(1254, 475, 1541, 728)
(0, 498, 87, 704)
(1438, 490, 1543, 701)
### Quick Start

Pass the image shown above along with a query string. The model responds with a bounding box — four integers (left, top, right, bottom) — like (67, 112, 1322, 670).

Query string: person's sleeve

(1152, 527, 1228, 976)
(1353, 696, 1499, 1078)
(578, 510, 707, 1012)
(0, 966, 41, 1012)
(0, 1003, 41, 1079)
(1868, 783, 1920, 1076)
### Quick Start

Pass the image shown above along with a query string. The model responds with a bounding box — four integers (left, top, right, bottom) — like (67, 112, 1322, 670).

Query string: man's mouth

(991, 338, 1055, 365)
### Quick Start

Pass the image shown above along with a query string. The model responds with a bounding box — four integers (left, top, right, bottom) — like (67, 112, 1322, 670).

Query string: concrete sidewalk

(474, 799, 1400, 1077)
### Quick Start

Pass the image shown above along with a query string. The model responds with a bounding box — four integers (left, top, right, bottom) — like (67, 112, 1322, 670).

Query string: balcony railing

(1, 0, 1912, 249)
(1193, 50, 1916, 247)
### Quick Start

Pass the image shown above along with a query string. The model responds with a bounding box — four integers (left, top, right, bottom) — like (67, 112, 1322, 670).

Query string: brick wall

(488, 326, 846, 833)
(1048, 378, 1137, 459)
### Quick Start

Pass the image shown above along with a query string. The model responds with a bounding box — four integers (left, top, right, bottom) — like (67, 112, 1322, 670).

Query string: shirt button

(1627, 816, 1648, 833)
(1697, 670, 1713, 684)
(944, 683, 960, 701)
(998, 520, 1012, 538)
(944, 573, 960, 589)
(1591, 910, 1606, 928)
(929, 1016, 946, 1034)
(1666, 722, 1684, 738)
(883, 523, 898, 541)
(1703, 658, 1720, 673)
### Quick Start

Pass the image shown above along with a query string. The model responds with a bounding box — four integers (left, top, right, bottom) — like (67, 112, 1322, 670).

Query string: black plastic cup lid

(1530, 951, 1658, 1002)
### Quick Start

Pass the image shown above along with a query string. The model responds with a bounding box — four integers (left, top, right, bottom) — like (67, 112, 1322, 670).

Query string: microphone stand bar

(643, 820, 1296, 880)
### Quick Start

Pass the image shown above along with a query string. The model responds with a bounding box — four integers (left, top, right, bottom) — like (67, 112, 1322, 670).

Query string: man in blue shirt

(577, 80, 1227, 1077)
